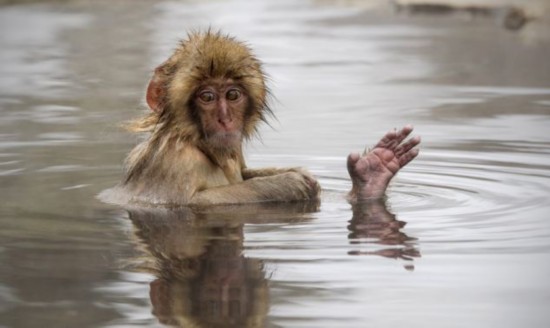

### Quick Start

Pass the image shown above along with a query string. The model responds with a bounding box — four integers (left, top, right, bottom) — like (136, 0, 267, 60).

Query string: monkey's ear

(146, 69, 165, 113)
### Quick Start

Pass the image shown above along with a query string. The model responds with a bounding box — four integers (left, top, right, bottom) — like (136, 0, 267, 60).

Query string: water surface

(1, 0, 550, 327)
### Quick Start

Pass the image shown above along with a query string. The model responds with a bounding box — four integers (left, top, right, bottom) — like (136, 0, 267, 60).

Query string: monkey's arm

(190, 172, 320, 206)
(242, 167, 313, 179)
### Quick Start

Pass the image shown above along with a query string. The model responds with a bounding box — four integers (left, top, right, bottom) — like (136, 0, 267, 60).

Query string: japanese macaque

(102, 31, 420, 206)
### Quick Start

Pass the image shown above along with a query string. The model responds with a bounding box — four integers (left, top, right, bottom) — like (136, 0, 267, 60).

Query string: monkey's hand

(190, 170, 320, 206)
(243, 167, 320, 199)
(347, 125, 420, 202)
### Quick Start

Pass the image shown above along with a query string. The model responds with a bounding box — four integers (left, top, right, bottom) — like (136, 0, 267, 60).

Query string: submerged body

(101, 31, 419, 206)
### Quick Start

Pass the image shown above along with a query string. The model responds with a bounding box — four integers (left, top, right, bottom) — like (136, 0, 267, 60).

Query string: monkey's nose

(218, 103, 233, 128)
(218, 117, 233, 129)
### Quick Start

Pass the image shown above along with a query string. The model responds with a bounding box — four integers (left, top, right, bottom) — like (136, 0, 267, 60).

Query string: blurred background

(0, 0, 549, 327)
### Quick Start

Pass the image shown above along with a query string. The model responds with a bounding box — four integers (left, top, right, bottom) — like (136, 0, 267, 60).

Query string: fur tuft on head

(126, 30, 272, 142)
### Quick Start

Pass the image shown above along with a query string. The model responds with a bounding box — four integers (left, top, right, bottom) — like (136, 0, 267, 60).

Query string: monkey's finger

(347, 152, 361, 173)
(374, 125, 414, 150)
(384, 125, 415, 151)
(393, 125, 414, 147)
(373, 129, 398, 149)
(395, 136, 421, 158)
(398, 148, 419, 168)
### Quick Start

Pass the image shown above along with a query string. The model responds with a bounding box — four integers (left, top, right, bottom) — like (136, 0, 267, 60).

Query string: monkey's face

(194, 78, 248, 150)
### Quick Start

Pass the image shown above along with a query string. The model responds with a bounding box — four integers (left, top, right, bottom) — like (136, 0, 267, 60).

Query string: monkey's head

(134, 31, 271, 153)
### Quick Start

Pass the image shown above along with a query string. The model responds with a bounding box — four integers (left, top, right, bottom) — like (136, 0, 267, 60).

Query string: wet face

(194, 79, 249, 150)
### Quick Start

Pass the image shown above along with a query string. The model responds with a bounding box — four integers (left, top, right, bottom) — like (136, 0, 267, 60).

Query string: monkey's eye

(226, 89, 242, 101)
(198, 91, 216, 103)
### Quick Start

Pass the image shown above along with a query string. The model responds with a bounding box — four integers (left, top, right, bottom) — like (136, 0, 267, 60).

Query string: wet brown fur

(125, 31, 270, 135)
(109, 31, 320, 206)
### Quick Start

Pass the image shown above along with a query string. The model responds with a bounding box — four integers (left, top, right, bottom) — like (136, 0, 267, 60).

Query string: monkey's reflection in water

(127, 200, 419, 326)
(347, 200, 421, 271)
(127, 202, 318, 328)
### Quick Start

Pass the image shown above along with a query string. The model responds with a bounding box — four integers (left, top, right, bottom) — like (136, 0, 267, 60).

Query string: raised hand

(347, 125, 420, 202)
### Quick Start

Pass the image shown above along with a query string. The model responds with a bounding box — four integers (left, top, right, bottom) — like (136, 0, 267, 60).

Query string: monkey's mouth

(208, 131, 242, 147)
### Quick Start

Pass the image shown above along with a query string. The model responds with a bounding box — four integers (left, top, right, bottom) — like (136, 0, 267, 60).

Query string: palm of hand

(351, 148, 401, 183)
(347, 125, 420, 200)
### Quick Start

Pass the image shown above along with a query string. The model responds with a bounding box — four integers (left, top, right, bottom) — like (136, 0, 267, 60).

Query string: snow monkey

(102, 31, 420, 206)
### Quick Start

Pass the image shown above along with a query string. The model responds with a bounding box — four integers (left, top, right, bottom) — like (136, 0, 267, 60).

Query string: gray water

(1, 0, 550, 327)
